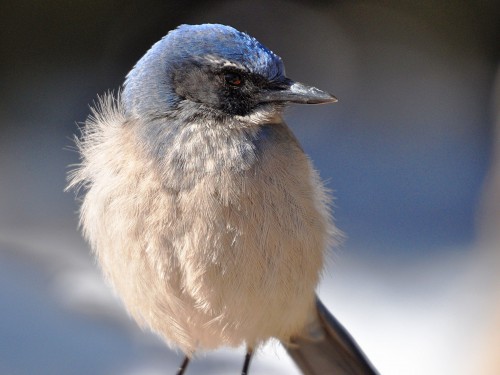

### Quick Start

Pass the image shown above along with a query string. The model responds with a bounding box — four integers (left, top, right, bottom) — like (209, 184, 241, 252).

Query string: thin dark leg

(176, 355, 190, 375)
(241, 349, 254, 375)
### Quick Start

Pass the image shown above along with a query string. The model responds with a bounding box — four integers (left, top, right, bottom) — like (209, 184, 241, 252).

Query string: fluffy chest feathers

(74, 105, 333, 353)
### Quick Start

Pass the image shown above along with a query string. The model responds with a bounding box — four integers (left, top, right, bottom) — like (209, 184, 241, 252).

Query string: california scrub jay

(68, 24, 377, 375)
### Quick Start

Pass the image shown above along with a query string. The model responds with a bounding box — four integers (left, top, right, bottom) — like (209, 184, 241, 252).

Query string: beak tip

(291, 82, 338, 104)
(310, 93, 338, 105)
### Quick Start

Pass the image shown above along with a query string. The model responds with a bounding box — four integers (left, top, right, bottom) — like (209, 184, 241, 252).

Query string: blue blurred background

(1, 1, 499, 374)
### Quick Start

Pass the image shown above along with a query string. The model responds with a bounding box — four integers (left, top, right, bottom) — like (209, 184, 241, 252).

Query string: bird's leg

(176, 355, 190, 375)
(241, 348, 254, 375)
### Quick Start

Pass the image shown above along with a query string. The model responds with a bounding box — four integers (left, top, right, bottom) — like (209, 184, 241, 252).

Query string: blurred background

(1, 1, 500, 374)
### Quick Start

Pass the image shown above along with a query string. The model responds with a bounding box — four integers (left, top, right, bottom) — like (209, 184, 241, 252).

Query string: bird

(68, 23, 377, 375)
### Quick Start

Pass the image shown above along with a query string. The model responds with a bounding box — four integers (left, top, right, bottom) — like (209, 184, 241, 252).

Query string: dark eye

(224, 72, 244, 87)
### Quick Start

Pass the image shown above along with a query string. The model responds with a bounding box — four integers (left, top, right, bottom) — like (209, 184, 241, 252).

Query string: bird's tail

(284, 297, 378, 375)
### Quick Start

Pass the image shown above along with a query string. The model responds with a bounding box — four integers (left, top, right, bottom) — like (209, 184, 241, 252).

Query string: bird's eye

(224, 72, 243, 87)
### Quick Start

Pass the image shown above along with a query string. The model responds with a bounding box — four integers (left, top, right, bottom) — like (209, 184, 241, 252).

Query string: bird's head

(123, 24, 336, 124)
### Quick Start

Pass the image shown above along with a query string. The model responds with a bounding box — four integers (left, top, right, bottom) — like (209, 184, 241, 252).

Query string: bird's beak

(259, 80, 337, 105)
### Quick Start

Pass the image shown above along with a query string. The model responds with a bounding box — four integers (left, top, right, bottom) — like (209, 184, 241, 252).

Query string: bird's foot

(241, 349, 253, 375)
(176, 355, 190, 375)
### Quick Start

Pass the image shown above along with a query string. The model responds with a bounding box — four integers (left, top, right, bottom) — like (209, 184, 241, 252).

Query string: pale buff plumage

(68, 92, 337, 355)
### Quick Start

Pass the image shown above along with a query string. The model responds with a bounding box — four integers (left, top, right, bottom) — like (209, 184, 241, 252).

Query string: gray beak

(259, 80, 337, 105)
